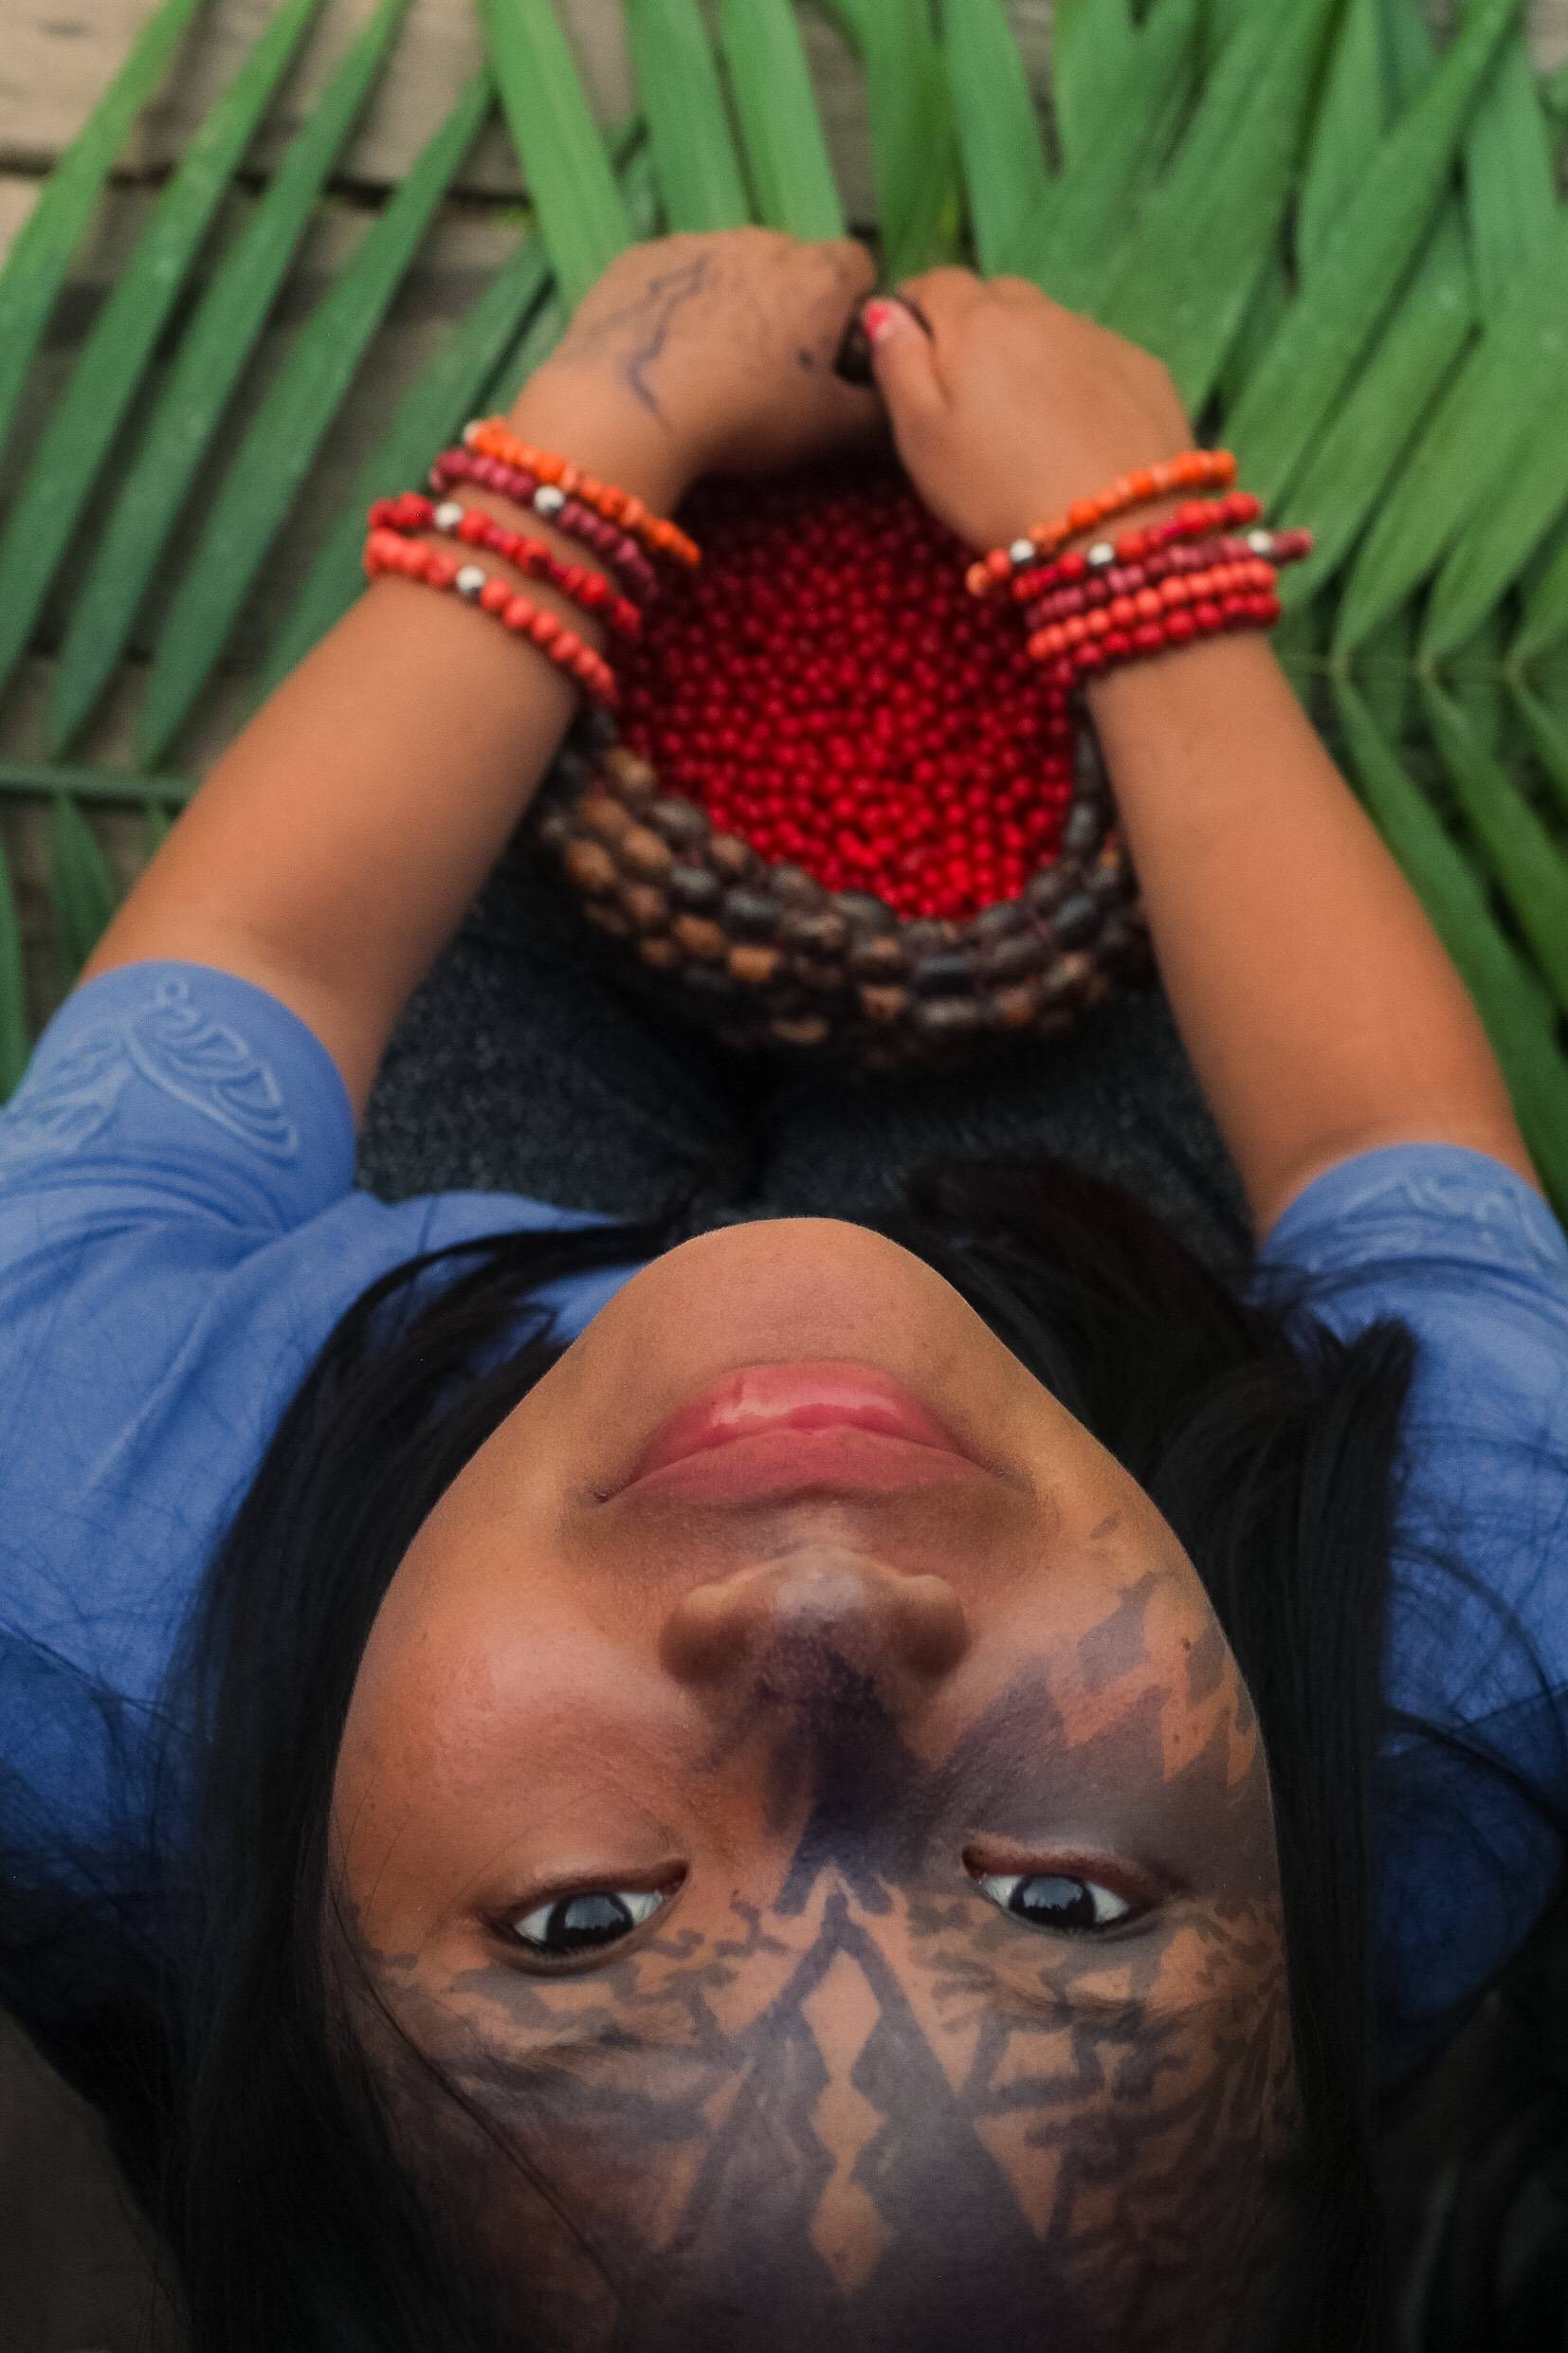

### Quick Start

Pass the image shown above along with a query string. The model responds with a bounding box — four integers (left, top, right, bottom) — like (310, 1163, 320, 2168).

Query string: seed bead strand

(1023, 527, 1312, 630)
(429, 447, 662, 608)
(363, 527, 619, 707)
(1030, 575, 1283, 694)
(1011, 494, 1279, 601)
(462, 417, 702, 571)
(1012, 531, 1308, 640)
(966, 449, 1238, 598)
(1026, 554, 1277, 664)
(370, 491, 644, 642)
(1024, 536, 1275, 627)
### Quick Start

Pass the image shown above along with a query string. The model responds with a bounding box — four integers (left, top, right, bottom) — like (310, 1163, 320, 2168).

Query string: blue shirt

(2, 959, 1565, 2084)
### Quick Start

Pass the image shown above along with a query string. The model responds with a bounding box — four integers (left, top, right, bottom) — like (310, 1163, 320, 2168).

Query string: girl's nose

(660, 1548, 970, 1708)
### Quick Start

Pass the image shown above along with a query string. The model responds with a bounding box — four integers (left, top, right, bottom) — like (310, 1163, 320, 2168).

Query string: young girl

(2, 228, 1565, 2352)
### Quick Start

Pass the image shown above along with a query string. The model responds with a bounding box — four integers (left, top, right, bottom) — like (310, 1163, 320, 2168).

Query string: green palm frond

(135, 68, 496, 767)
(0, 0, 1564, 1150)
(42, 0, 416, 757)
(625, 0, 750, 230)
(0, 0, 211, 468)
(719, 0, 845, 239)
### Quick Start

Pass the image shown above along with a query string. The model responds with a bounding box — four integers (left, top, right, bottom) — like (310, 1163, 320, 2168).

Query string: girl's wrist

(504, 368, 697, 520)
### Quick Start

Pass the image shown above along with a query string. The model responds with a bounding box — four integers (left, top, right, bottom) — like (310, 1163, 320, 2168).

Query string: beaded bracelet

(363, 527, 619, 707)
(462, 417, 702, 570)
(371, 491, 644, 642)
(1030, 578, 1283, 694)
(1027, 556, 1279, 666)
(1010, 494, 1275, 601)
(1023, 527, 1312, 629)
(966, 449, 1237, 597)
(1024, 535, 1276, 628)
(429, 447, 662, 609)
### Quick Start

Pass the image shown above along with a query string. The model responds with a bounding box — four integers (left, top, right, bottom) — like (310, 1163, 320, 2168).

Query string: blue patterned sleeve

(0, 958, 356, 1231)
(1249, 1143, 1568, 2078)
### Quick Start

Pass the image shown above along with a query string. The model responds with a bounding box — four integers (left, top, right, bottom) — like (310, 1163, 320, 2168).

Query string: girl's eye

(511, 1887, 668, 1959)
(973, 1870, 1137, 1933)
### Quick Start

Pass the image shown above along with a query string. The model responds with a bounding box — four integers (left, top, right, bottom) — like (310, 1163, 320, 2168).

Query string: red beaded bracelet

(462, 417, 702, 570)
(1030, 576, 1283, 693)
(1010, 494, 1274, 600)
(1025, 536, 1272, 627)
(966, 449, 1238, 597)
(370, 491, 644, 642)
(429, 447, 663, 608)
(1023, 528, 1312, 628)
(1027, 556, 1279, 664)
(362, 527, 619, 707)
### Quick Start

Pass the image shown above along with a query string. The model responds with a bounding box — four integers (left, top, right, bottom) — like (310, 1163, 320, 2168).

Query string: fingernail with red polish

(862, 300, 901, 345)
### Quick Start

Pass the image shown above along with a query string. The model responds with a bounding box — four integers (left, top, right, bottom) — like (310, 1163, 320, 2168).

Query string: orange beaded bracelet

(369, 491, 644, 641)
(462, 417, 702, 571)
(965, 449, 1238, 599)
(363, 527, 619, 708)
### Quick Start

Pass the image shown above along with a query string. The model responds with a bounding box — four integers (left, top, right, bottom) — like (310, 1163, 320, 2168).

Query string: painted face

(331, 1218, 1297, 2349)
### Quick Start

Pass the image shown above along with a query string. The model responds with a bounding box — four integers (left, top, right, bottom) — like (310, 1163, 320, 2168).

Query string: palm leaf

(134, 71, 494, 769)
(719, 0, 845, 239)
(474, 0, 631, 308)
(1296, 0, 1386, 270)
(0, 0, 327, 712)
(48, 793, 121, 991)
(1421, 681, 1568, 1018)
(1421, 373, 1568, 661)
(937, 0, 1053, 278)
(1335, 681, 1568, 1217)
(1097, 0, 1337, 410)
(0, 0, 210, 469)
(1016, 0, 1202, 308)
(1509, 680, 1568, 830)
(1333, 211, 1568, 651)
(257, 125, 650, 705)
(1512, 513, 1568, 668)
(45, 0, 415, 758)
(1227, 0, 1524, 503)
(1462, 26, 1560, 307)
(0, 829, 29, 1101)
(854, 0, 963, 282)
(625, 0, 750, 230)
(1051, 0, 1139, 167)
(1279, 212, 1473, 599)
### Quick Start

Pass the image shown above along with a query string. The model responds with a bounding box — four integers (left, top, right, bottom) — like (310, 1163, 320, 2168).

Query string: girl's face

(332, 1219, 1296, 2344)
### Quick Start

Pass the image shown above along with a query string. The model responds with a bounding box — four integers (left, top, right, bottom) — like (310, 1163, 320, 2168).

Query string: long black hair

(3, 1147, 1557, 2348)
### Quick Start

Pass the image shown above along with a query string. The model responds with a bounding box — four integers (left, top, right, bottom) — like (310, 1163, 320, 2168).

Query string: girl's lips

(615, 1359, 990, 1501)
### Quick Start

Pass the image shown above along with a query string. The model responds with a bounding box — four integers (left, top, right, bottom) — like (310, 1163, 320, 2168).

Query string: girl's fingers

(889, 265, 987, 337)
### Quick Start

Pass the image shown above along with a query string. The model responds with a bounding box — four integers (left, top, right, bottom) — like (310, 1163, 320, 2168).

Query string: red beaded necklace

(611, 456, 1079, 926)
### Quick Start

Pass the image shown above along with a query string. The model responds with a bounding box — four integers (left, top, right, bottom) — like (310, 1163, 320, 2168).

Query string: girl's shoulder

(0, 958, 629, 1893)
(1249, 1140, 1568, 2081)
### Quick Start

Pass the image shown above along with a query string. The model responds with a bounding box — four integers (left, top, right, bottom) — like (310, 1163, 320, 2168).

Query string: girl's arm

(77, 229, 879, 1124)
(859, 279, 1543, 1241)
(1084, 633, 1543, 1236)
(77, 372, 688, 1124)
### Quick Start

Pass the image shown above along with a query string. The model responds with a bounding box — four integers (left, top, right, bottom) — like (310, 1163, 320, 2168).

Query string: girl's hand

(509, 228, 884, 507)
(860, 269, 1196, 555)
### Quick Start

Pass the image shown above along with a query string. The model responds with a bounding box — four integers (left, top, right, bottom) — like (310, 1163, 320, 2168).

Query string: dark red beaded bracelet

(1027, 554, 1279, 664)
(1014, 492, 1269, 601)
(370, 491, 644, 642)
(428, 446, 663, 609)
(1024, 527, 1312, 628)
(1030, 580, 1284, 693)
